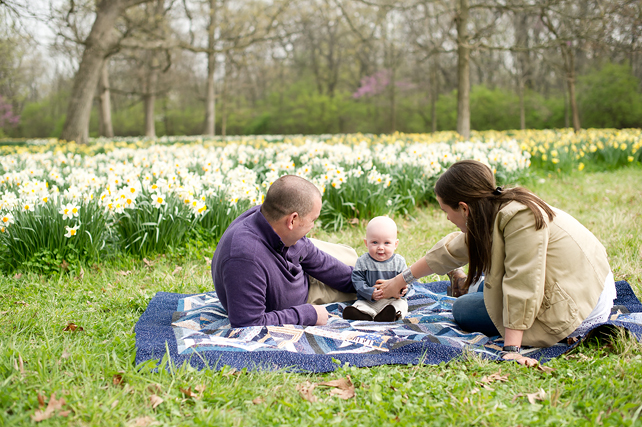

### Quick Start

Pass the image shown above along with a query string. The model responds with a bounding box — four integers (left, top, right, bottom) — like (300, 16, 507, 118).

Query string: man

(211, 175, 357, 328)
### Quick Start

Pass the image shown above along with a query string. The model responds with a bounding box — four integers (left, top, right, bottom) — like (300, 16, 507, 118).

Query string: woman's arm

(375, 258, 434, 299)
(502, 328, 538, 366)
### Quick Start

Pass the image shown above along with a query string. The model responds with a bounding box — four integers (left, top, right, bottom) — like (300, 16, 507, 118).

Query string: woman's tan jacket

(424, 201, 611, 347)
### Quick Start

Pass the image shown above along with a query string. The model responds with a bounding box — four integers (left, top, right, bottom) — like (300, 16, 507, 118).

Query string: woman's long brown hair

(434, 160, 555, 289)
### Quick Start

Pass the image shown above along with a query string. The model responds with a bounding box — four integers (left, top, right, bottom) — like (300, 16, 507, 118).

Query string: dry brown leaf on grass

(147, 384, 163, 394)
(180, 387, 202, 400)
(14, 355, 24, 374)
(31, 393, 68, 422)
(318, 376, 356, 400)
(149, 395, 164, 409)
(129, 416, 159, 426)
(172, 266, 183, 275)
(14, 273, 22, 280)
(118, 270, 132, 276)
(61, 349, 72, 359)
(222, 368, 239, 377)
(15, 300, 28, 306)
(297, 376, 356, 402)
(143, 258, 154, 268)
(252, 397, 265, 404)
(537, 364, 556, 373)
(76, 267, 85, 281)
(512, 388, 547, 405)
(297, 381, 317, 402)
(63, 322, 84, 332)
(476, 369, 508, 390)
(113, 373, 125, 386)
(565, 352, 591, 361)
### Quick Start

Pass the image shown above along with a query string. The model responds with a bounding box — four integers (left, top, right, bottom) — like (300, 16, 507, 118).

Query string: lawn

(1, 167, 642, 426)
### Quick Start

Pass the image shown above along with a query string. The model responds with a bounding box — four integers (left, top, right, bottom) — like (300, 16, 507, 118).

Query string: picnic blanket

(134, 280, 642, 373)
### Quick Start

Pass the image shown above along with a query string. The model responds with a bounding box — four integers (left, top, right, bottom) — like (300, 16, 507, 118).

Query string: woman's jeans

(452, 282, 500, 337)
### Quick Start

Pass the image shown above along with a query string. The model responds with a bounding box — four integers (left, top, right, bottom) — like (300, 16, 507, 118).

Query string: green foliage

(195, 194, 252, 242)
(320, 176, 395, 231)
(109, 103, 146, 137)
(113, 191, 197, 258)
(9, 93, 69, 139)
(8, 62, 642, 139)
(470, 85, 521, 131)
(0, 198, 108, 273)
(578, 62, 642, 129)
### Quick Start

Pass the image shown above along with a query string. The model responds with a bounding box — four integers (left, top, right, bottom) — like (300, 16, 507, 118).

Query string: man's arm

(219, 258, 318, 327)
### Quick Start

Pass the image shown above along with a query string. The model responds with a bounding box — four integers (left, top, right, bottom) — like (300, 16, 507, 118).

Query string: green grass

(2, 168, 642, 426)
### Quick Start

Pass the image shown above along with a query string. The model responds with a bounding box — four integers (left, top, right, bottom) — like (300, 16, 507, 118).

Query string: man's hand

(313, 305, 329, 325)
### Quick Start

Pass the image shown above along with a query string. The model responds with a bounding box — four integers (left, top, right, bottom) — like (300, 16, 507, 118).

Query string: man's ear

(286, 212, 298, 230)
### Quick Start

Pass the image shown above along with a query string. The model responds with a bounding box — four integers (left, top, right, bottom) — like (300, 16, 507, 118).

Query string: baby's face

(364, 225, 399, 262)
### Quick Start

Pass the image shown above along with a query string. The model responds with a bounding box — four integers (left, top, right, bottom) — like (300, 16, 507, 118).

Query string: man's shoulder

(216, 208, 268, 261)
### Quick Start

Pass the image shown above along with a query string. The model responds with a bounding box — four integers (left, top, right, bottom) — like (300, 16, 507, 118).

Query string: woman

(377, 160, 616, 366)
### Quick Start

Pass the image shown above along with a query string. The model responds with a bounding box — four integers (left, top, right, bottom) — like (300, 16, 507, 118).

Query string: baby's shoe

(373, 305, 397, 322)
(343, 306, 373, 321)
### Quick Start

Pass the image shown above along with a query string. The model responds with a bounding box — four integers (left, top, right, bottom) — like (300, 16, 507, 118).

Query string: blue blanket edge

(134, 280, 642, 373)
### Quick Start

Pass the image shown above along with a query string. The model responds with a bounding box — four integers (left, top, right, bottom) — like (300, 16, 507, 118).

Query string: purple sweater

(211, 205, 354, 327)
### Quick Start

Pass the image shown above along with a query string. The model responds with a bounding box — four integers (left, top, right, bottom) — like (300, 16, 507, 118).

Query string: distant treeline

(3, 62, 641, 139)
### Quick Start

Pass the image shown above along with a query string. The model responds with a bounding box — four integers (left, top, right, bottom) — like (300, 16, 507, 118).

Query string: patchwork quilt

(135, 280, 642, 373)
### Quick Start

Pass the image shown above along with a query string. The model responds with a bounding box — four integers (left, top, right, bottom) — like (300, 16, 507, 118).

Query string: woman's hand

(502, 328, 537, 366)
(375, 275, 406, 299)
(501, 352, 538, 367)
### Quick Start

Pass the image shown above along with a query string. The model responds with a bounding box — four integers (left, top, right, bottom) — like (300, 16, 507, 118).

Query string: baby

(343, 216, 409, 322)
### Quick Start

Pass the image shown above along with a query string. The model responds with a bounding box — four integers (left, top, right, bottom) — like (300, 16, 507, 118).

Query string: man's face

(284, 195, 322, 247)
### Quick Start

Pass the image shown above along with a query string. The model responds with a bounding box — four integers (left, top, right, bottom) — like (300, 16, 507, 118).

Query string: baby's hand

(400, 287, 408, 297)
(372, 288, 384, 300)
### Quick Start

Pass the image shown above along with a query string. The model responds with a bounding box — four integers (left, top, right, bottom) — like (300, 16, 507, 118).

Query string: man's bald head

(261, 175, 322, 222)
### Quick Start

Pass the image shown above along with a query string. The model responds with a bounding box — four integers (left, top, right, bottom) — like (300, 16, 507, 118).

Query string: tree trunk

(389, 67, 396, 133)
(563, 46, 581, 132)
(456, 0, 470, 139)
(563, 82, 569, 128)
(567, 73, 581, 132)
(203, 0, 218, 136)
(221, 55, 229, 137)
(60, 0, 136, 144)
(144, 56, 159, 138)
(430, 61, 438, 133)
(518, 77, 525, 130)
(98, 62, 114, 137)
